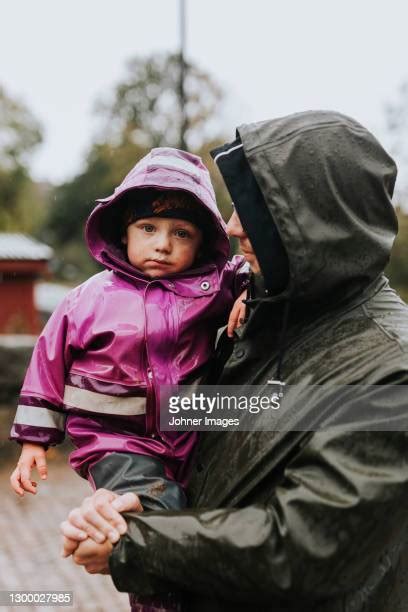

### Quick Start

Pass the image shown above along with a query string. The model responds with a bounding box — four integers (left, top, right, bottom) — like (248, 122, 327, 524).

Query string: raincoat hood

(221, 111, 398, 303)
(86, 148, 230, 279)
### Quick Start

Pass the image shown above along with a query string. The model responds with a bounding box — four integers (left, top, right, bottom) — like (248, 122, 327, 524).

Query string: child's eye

(175, 229, 190, 239)
(141, 224, 155, 233)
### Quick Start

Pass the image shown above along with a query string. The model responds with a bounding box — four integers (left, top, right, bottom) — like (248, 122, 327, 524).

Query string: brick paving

(0, 455, 130, 612)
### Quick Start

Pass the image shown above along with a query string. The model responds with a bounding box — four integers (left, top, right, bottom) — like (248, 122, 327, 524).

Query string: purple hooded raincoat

(10, 148, 247, 487)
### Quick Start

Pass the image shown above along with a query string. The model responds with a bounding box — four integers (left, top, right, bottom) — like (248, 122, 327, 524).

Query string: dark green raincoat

(109, 112, 408, 611)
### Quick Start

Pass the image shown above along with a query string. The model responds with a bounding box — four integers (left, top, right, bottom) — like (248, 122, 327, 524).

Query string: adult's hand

(60, 489, 143, 558)
(73, 537, 113, 575)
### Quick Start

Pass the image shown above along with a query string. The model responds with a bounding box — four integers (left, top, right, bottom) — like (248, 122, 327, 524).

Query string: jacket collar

(111, 258, 221, 298)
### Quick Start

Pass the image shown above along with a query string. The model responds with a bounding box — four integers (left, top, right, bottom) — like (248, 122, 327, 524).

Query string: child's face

(123, 216, 203, 278)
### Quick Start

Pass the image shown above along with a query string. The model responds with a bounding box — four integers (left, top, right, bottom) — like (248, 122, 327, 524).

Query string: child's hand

(10, 442, 48, 496)
(227, 289, 247, 338)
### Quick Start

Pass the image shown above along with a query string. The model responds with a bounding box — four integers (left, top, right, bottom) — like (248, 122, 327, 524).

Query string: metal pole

(179, 0, 187, 150)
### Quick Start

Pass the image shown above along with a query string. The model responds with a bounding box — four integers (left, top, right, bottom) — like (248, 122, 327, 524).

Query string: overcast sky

(2, 0, 408, 189)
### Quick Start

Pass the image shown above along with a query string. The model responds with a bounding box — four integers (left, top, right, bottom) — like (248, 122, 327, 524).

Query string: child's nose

(154, 232, 172, 252)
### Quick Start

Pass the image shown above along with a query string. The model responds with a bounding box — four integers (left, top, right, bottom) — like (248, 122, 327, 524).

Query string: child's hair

(98, 187, 216, 266)
(121, 188, 214, 238)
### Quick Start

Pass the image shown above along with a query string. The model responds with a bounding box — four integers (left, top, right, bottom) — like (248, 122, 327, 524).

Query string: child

(9, 148, 247, 609)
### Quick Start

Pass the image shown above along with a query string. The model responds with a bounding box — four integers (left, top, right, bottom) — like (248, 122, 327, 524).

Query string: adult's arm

(109, 381, 408, 605)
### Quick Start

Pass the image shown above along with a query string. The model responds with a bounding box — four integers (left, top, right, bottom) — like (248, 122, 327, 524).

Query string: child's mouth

(147, 259, 171, 266)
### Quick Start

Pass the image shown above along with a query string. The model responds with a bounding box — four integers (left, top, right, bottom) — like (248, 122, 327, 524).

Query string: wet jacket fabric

(10, 148, 247, 486)
(108, 112, 408, 610)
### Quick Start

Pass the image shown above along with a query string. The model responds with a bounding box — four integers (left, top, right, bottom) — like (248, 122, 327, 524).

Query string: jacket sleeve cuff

(10, 397, 66, 447)
(109, 533, 173, 596)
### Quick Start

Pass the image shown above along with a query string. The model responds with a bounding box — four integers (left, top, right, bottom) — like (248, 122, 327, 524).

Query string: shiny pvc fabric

(89, 453, 187, 510)
(10, 148, 248, 486)
(109, 113, 408, 611)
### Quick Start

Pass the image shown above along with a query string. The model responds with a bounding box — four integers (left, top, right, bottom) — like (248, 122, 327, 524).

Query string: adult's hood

(216, 111, 398, 303)
(86, 148, 229, 278)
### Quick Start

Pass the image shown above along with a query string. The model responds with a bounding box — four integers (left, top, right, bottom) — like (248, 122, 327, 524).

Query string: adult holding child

(62, 111, 408, 612)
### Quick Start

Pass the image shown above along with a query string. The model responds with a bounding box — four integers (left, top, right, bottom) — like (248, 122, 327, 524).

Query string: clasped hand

(60, 489, 143, 574)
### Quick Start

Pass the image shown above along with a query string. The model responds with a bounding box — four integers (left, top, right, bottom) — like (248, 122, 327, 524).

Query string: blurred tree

(44, 139, 148, 280)
(0, 86, 42, 168)
(96, 53, 223, 151)
(386, 82, 408, 160)
(195, 138, 233, 220)
(386, 207, 408, 302)
(385, 81, 408, 203)
(45, 53, 229, 282)
(0, 86, 44, 232)
(384, 83, 408, 300)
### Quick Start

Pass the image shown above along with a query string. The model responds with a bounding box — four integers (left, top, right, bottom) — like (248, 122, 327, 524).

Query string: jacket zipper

(145, 367, 156, 436)
(143, 283, 156, 437)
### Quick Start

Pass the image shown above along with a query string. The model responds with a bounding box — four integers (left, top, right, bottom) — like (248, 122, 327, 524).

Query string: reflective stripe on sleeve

(14, 405, 66, 431)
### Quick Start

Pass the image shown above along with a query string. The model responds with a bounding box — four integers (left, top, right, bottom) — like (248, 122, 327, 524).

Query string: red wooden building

(0, 233, 53, 334)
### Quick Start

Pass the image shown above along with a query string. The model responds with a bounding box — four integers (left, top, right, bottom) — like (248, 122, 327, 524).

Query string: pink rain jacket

(10, 148, 247, 486)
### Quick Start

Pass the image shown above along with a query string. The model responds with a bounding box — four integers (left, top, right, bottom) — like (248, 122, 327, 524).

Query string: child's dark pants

(90, 452, 186, 612)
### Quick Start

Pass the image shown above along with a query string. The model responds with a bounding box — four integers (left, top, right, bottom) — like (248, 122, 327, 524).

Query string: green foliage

(386, 207, 408, 302)
(45, 140, 149, 280)
(96, 53, 223, 150)
(0, 86, 42, 168)
(0, 86, 44, 233)
(194, 139, 233, 222)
